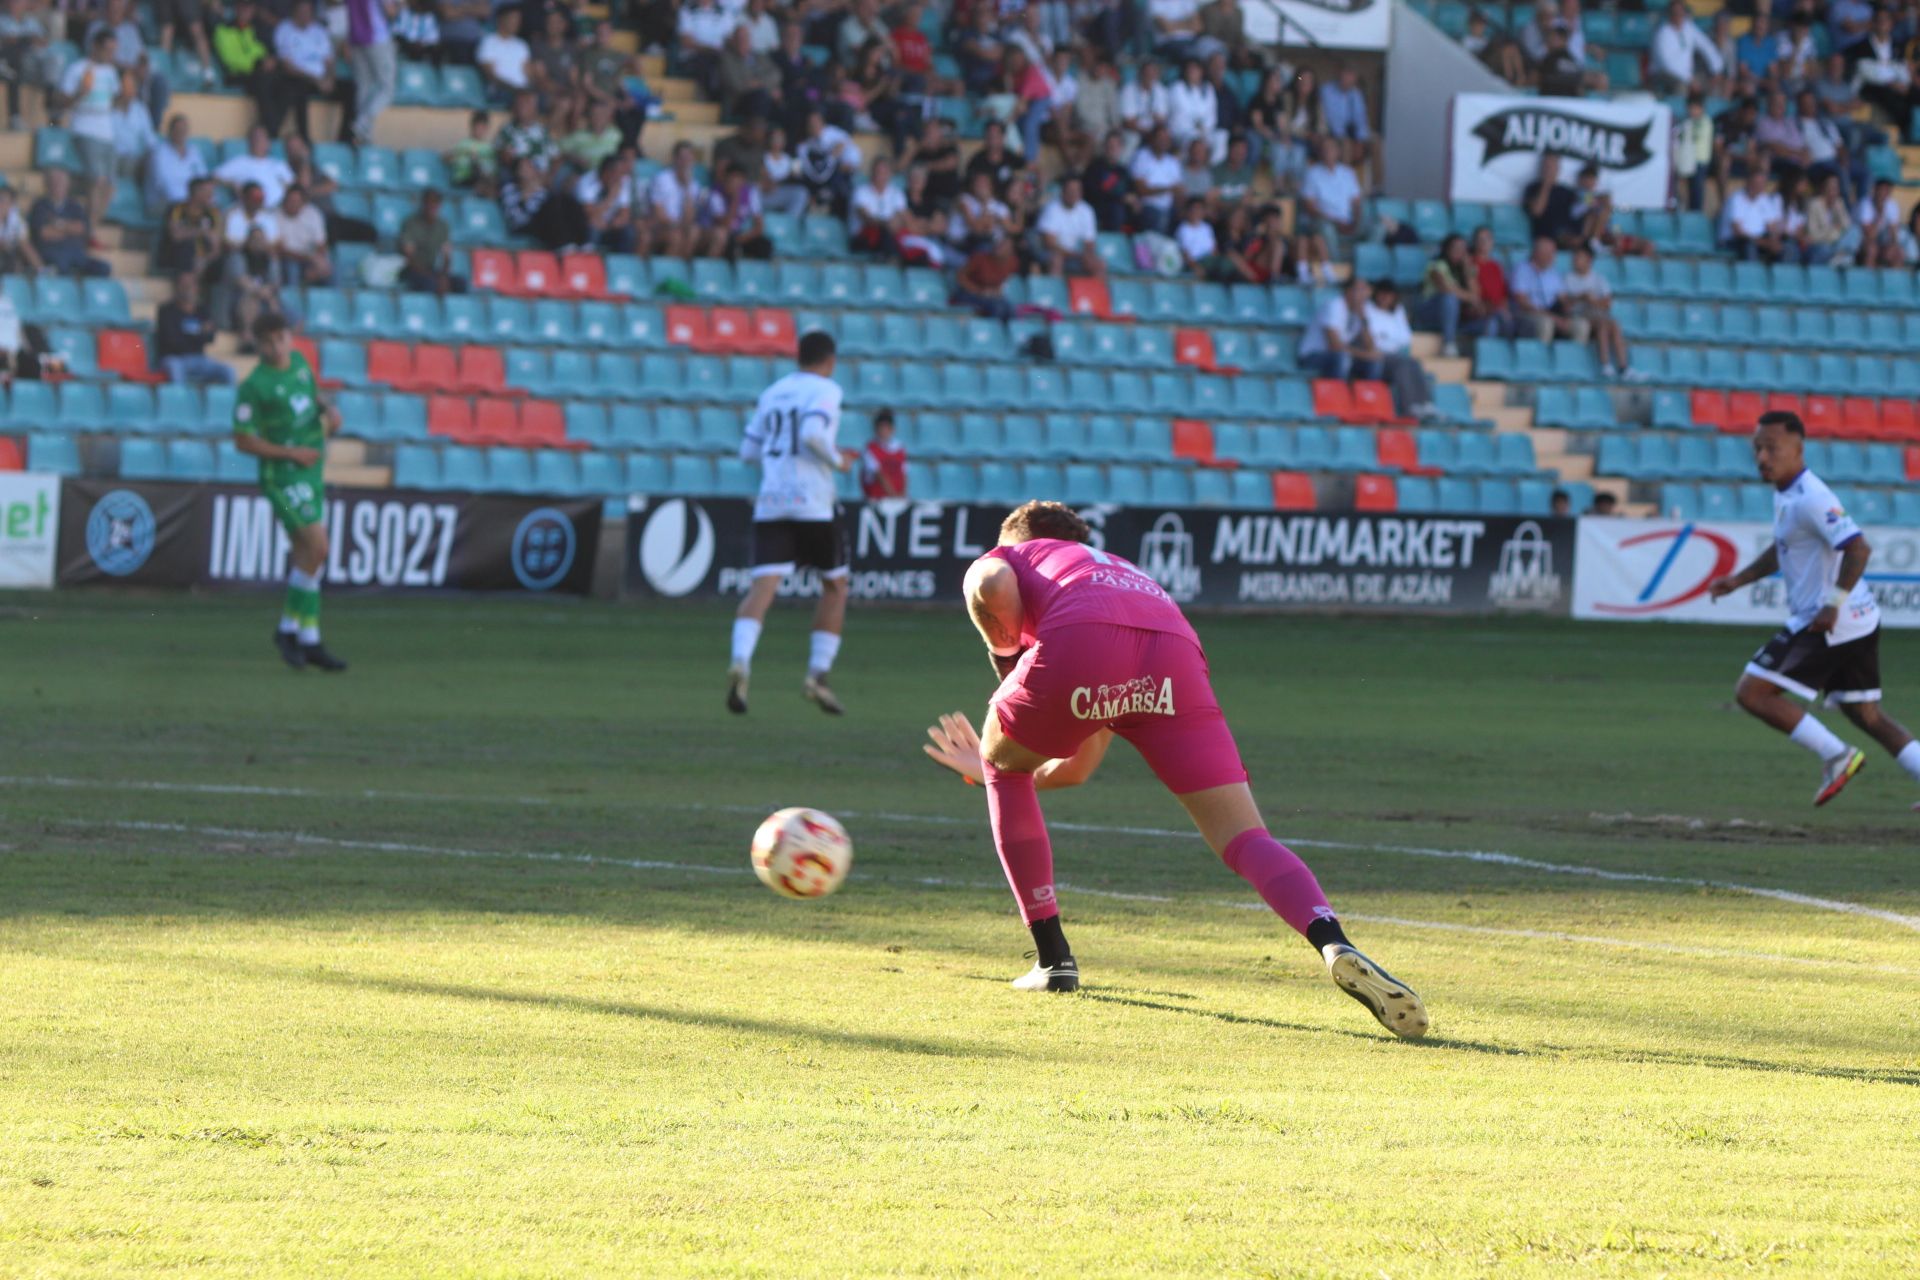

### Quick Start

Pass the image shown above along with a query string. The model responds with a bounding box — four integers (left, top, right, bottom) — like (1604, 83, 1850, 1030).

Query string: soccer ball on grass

(751, 807, 852, 899)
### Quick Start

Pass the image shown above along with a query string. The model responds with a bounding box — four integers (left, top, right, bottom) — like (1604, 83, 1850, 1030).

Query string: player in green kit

(231, 314, 349, 672)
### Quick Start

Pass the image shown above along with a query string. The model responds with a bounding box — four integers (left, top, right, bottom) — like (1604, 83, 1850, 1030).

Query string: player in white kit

(1709, 411, 1920, 809)
(727, 331, 858, 716)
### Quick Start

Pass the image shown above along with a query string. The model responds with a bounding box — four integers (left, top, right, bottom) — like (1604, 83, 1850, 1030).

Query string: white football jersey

(743, 370, 843, 521)
(1774, 467, 1878, 643)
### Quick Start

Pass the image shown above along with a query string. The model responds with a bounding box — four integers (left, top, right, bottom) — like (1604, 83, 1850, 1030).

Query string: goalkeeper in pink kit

(923, 501, 1429, 1039)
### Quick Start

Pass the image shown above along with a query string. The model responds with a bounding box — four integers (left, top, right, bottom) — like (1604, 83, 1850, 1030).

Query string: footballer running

(231, 314, 347, 673)
(921, 500, 1429, 1040)
(727, 331, 858, 716)
(1710, 410, 1920, 808)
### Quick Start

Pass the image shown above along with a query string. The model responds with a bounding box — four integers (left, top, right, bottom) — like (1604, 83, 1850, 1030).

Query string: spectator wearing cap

(1649, 0, 1722, 97)
(1363, 278, 1439, 421)
(1534, 20, 1587, 97)
(860, 410, 908, 500)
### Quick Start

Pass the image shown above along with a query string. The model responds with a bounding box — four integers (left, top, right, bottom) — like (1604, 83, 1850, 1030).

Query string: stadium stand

(0, 0, 1917, 522)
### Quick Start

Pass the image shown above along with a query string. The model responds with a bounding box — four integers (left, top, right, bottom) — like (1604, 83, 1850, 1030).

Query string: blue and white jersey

(1774, 467, 1877, 642)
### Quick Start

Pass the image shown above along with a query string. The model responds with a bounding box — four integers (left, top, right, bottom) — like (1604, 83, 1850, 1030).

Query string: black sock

(1305, 917, 1351, 954)
(1029, 915, 1072, 968)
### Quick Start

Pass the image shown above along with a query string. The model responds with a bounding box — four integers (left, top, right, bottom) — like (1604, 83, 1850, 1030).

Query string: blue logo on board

(86, 489, 156, 576)
(511, 507, 576, 591)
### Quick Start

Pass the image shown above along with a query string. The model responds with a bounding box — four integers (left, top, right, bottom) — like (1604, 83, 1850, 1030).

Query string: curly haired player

(922, 500, 1429, 1039)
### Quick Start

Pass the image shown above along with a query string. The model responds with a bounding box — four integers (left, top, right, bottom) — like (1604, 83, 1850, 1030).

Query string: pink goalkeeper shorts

(990, 623, 1250, 795)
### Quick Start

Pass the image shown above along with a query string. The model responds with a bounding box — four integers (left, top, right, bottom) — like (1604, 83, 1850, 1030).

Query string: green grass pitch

(3, 592, 1919, 1277)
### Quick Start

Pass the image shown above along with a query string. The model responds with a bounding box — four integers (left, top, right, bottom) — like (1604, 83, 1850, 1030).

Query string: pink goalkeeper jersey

(982, 538, 1200, 646)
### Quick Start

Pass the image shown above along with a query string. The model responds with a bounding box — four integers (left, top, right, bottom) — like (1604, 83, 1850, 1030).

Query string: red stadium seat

(521, 399, 566, 445)
(1349, 380, 1402, 425)
(1765, 393, 1806, 425)
(514, 251, 563, 297)
(1802, 395, 1841, 438)
(1882, 400, 1918, 442)
(401, 344, 458, 394)
(1376, 427, 1425, 472)
(1170, 418, 1214, 463)
(1841, 397, 1883, 440)
(1907, 446, 1920, 481)
(1173, 328, 1236, 374)
(665, 305, 710, 349)
(97, 329, 165, 384)
(470, 249, 514, 293)
(1353, 473, 1398, 512)
(471, 397, 520, 444)
(456, 345, 508, 395)
(559, 252, 618, 299)
(366, 340, 414, 388)
(1067, 278, 1112, 318)
(289, 334, 338, 388)
(707, 307, 752, 353)
(427, 395, 473, 437)
(0, 436, 23, 471)
(1690, 389, 1729, 430)
(1312, 379, 1355, 421)
(1270, 470, 1316, 510)
(1723, 390, 1766, 434)
(744, 308, 797, 357)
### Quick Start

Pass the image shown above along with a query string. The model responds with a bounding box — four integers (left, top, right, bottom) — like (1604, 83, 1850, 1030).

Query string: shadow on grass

(1079, 990, 1527, 1055)
(243, 960, 1003, 1061)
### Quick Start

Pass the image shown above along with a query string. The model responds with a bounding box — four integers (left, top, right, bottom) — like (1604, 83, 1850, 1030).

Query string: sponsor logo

(1590, 523, 1739, 616)
(512, 507, 577, 592)
(1071, 675, 1175, 721)
(86, 489, 156, 576)
(209, 494, 460, 586)
(1471, 106, 1654, 170)
(637, 499, 716, 596)
(0, 474, 58, 588)
(1136, 513, 1201, 601)
(1488, 521, 1563, 610)
(1826, 506, 1846, 525)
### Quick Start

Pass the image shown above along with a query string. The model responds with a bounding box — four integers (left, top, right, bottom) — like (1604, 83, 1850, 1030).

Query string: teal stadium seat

(28, 432, 81, 473)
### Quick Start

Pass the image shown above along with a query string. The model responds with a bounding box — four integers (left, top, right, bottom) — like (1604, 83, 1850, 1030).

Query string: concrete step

(1540, 451, 1594, 481)
(329, 438, 369, 465)
(1424, 356, 1470, 384)
(328, 463, 392, 487)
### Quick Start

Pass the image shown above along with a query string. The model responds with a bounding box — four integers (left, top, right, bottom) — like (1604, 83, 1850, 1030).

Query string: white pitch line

(10, 773, 1920, 935)
(62, 818, 1920, 978)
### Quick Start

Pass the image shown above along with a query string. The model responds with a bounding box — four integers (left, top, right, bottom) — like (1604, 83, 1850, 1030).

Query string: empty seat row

(300, 288, 668, 348)
(1603, 435, 1908, 485)
(1390, 475, 1575, 517)
(1661, 483, 1920, 527)
(0, 381, 232, 433)
(1686, 390, 1920, 441)
(120, 437, 256, 483)
(1, 276, 130, 326)
(1608, 257, 1920, 307)
(1478, 339, 1920, 396)
(1615, 299, 1920, 352)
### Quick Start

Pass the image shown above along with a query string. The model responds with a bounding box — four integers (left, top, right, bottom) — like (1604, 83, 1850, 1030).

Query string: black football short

(750, 514, 849, 579)
(1744, 624, 1882, 706)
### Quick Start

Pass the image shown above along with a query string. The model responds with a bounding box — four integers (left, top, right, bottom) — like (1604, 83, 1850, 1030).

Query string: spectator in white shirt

(214, 125, 296, 208)
(1297, 276, 1382, 382)
(676, 0, 732, 89)
(146, 113, 206, 215)
(1148, 0, 1202, 58)
(1167, 57, 1225, 164)
(1174, 196, 1216, 273)
(110, 79, 157, 181)
(1362, 279, 1438, 419)
(273, 0, 355, 143)
(274, 183, 331, 286)
(1722, 169, 1797, 264)
(1857, 177, 1906, 268)
(476, 6, 531, 95)
(647, 140, 711, 258)
(57, 31, 120, 229)
(1561, 244, 1638, 379)
(1128, 123, 1182, 234)
(850, 156, 907, 253)
(1298, 136, 1366, 249)
(1649, 0, 1723, 96)
(949, 169, 1013, 250)
(1035, 175, 1101, 277)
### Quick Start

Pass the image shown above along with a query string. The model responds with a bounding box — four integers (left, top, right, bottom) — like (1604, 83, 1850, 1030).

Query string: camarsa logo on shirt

(1071, 675, 1175, 721)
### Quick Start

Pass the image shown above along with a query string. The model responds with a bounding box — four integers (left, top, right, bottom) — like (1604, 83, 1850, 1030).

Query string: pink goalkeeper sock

(1222, 828, 1334, 938)
(984, 762, 1058, 924)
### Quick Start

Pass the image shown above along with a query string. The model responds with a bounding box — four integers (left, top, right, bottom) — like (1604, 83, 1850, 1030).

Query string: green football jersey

(234, 351, 328, 530)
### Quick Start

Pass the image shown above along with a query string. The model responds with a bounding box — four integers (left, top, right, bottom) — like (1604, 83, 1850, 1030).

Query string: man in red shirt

(1470, 225, 1514, 335)
(860, 409, 908, 499)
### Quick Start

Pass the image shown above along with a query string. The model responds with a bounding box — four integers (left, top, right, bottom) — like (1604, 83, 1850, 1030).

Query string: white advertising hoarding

(1449, 94, 1673, 210)
(1243, 0, 1389, 50)
(0, 472, 59, 589)
(1572, 517, 1920, 627)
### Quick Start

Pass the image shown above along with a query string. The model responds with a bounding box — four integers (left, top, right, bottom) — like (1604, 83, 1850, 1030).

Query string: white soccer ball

(750, 807, 853, 899)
